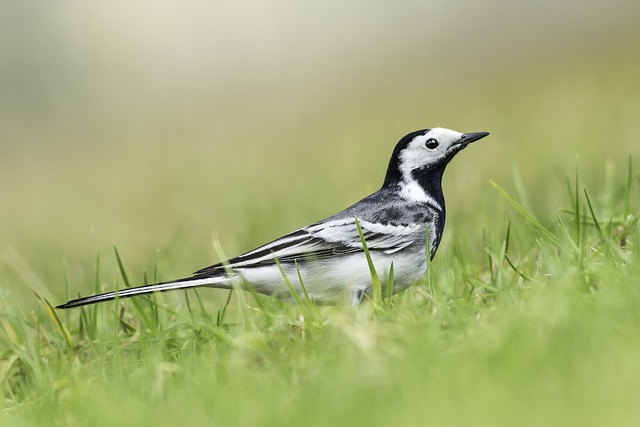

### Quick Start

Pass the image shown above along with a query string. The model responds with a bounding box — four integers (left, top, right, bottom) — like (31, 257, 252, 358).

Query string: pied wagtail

(57, 128, 489, 309)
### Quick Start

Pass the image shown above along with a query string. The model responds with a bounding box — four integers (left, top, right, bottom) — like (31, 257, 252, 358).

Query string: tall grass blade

(504, 254, 537, 283)
(90, 248, 102, 339)
(504, 219, 512, 254)
(35, 293, 75, 350)
(113, 246, 132, 289)
(295, 261, 322, 323)
(583, 188, 604, 240)
(213, 240, 253, 330)
(491, 181, 563, 248)
(113, 246, 153, 329)
(384, 262, 394, 310)
(216, 290, 233, 327)
(355, 217, 382, 309)
(275, 258, 305, 308)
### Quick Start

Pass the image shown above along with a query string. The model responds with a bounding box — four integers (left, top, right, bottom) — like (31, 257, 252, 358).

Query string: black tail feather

(56, 275, 227, 309)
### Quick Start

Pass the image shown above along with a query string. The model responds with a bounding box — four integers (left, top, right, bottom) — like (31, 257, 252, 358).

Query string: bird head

(383, 128, 489, 200)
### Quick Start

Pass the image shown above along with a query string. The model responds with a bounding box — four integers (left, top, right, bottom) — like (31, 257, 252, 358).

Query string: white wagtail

(57, 128, 489, 309)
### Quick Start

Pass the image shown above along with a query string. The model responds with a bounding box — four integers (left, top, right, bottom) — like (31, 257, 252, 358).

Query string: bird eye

(425, 138, 439, 150)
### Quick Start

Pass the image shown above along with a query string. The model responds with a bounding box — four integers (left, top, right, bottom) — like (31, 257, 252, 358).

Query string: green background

(1, 1, 640, 425)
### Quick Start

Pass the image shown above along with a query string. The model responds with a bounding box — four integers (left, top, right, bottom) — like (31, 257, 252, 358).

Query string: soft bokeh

(1, 1, 639, 305)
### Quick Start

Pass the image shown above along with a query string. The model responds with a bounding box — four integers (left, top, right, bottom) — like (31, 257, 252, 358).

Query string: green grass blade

(354, 217, 382, 308)
(275, 258, 305, 308)
(113, 246, 153, 330)
(491, 180, 563, 248)
(35, 293, 75, 351)
(504, 254, 538, 283)
(212, 240, 254, 330)
(90, 247, 102, 339)
(216, 290, 233, 327)
(583, 188, 604, 240)
(384, 262, 394, 310)
(295, 261, 323, 324)
(113, 246, 132, 288)
(504, 219, 511, 254)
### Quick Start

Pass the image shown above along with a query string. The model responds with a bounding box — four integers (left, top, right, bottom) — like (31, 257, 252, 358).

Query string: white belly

(235, 247, 427, 303)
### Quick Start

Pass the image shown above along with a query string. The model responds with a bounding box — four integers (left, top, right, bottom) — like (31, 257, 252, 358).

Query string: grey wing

(193, 218, 423, 276)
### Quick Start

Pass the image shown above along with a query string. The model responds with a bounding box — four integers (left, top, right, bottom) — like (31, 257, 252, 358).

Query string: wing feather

(193, 218, 423, 277)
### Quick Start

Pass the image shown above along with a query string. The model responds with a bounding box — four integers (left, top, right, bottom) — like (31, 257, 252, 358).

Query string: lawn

(2, 4, 640, 426)
(3, 161, 640, 427)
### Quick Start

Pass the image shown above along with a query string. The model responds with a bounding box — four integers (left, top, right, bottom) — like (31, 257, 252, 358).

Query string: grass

(1, 38, 639, 425)
(2, 3, 640, 423)
(1, 155, 639, 426)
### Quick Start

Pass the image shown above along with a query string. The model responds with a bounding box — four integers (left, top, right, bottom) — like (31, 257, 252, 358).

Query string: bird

(56, 128, 489, 309)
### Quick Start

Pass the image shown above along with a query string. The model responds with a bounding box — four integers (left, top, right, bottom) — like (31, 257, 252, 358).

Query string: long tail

(56, 275, 229, 309)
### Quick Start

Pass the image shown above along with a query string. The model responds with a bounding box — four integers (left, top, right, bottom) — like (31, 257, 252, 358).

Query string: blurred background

(1, 0, 639, 306)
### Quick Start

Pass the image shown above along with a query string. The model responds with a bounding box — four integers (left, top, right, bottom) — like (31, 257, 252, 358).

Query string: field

(2, 2, 640, 426)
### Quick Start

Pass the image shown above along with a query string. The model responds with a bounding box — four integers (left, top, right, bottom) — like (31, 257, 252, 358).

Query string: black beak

(459, 132, 490, 146)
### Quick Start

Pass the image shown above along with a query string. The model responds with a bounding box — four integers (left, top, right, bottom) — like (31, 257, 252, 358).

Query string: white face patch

(398, 128, 463, 173)
(397, 127, 463, 203)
